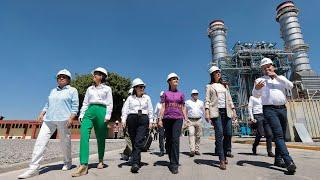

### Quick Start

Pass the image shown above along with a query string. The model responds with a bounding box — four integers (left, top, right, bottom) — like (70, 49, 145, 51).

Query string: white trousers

(29, 121, 71, 170)
(188, 119, 202, 152)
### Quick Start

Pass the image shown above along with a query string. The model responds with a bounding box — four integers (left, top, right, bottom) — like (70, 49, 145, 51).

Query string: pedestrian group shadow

(202, 152, 218, 156)
(236, 160, 288, 174)
(194, 159, 220, 168)
(238, 152, 266, 157)
(39, 163, 77, 174)
(118, 161, 149, 168)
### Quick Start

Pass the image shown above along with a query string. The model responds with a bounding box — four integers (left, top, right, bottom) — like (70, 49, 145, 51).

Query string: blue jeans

(263, 106, 293, 165)
(211, 108, 232, 161)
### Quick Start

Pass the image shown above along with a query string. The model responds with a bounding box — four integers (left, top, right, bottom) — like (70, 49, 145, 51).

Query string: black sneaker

(268, 152, 275, 157)
(287, 162, 297, 174)
(252, 146, 257, 155)
(226, 152, 234, 158)
(274, 160, 286, 168)
(169, 167, 178, 174)
(131, 164, 140, 173)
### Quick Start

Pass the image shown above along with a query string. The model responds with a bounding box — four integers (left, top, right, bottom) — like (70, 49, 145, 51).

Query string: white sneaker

(17, 169, 39, 179)
(62, 163, 72, 171)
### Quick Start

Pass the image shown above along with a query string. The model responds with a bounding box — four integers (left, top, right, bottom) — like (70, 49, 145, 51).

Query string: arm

(147, 96, 154, 123)
(105, 87, 113, 121)
(276, 75, 293, 90)
(248, 97, 254, 120)
(121, 97, 129, 126)
(67, 88, 80, 127)
(252, 78, 264, 98)
(158, 103, 165, 127)
(79, 88, 89, 119)
(205, 85, 211, 122)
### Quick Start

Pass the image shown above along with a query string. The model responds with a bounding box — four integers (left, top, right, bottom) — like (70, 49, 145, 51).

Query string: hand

(186, 119, 191, 126)
(205, 110, 211, 123)
(232, 109, 237, 121)
(267, 70, 277, 78)
(122, 122, 126, 128)
(158, 119, 163, 128)
(149, 123, 153, 129)
(255, 80, 265, 90)
(66, 118, 73, 128)
(104, 118, 110, 123)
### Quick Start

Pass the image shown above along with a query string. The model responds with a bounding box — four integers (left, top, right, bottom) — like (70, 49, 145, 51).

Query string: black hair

(210, 72, 227, 88)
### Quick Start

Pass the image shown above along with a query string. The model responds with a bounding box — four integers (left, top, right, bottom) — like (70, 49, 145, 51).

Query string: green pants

(80, 104, 107, 165)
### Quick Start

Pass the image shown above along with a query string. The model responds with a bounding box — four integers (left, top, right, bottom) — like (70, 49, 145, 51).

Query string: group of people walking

(18, 56, 297, 178)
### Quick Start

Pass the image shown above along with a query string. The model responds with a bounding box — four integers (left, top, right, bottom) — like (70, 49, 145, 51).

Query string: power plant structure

(208, 1, 320, 140)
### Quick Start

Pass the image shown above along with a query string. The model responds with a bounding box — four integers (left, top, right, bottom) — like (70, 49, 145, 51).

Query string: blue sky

(1, 0, 319, 119)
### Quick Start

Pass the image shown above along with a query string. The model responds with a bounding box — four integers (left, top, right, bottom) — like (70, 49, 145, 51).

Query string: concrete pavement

(1, 137, 319, 180)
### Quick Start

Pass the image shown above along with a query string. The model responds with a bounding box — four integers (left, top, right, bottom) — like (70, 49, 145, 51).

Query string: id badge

(138, 110, 142, 116)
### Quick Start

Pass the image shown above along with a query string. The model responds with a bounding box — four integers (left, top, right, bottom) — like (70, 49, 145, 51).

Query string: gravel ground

(0, 139, 125, 171)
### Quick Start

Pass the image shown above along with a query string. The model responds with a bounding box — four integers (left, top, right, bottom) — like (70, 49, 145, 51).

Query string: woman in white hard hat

(158, 73, 187, 174)
(72, 67, 113, 177)
(205, 66, 237, 170)
(121, 78, 153, 173)
(18, 69, 79, 179)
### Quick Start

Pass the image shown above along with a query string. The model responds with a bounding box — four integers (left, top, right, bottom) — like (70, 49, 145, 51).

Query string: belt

(188, 117, 201, 121)
(263, 105, 286, 109)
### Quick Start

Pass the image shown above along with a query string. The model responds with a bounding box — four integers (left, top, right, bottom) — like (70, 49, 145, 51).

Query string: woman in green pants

(72, 67, 113, 177)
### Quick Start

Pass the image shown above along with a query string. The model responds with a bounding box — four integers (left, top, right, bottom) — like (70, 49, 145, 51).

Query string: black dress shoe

(252, 146, 257, 155)
(268, 152, 275, 157)
(131, 164, 140, 173)
(226, 152, 234, 158)
(195, 151, 200, 155)
(169, 167, 178, 174)
(190, 151, 195, 157)
(287, 162, 297, 174)
(274, 160, 286, 168)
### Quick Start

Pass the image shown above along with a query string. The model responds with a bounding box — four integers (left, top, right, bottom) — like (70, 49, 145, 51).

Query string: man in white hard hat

(154, 91, 165, 156)
(253, 57, 296, 174)
(18, 69, 79, 179)
(185, 89, 205, 157)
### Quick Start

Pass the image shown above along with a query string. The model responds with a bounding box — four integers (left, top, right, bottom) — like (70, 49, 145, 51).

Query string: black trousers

(158, 127, 165, 152)
(127, 114, 149, 165)
(163, 118, 183, 168)
(252, 113, 273, 153)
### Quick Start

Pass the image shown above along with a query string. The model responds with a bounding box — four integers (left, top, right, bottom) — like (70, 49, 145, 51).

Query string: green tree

(71, 72, 131, 122)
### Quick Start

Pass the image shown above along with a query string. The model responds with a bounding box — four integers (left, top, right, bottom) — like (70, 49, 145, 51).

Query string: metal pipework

(208, 20, 228, 65)
(276, 1, 312, 72)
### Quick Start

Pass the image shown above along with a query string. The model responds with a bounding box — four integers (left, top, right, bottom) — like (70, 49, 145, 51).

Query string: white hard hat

(167, 73, 180, 81)
(191, 89, 199, 94)
(132, 78, 146, 88)
(160, 91, 164, 96)
(56, 69, 72, 79)
(208, 66, 220, 74)
(91, 67, 108, 77)
(260, 58, 273, 67)
(128, 88, 133, 95)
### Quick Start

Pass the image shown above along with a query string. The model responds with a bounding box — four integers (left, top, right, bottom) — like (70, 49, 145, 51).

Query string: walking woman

(72, 67, 113, 177)
(18, 69, 79, 179)
(158, 73, 187, 174)
(205, 66, 237, 170)
(121, 78, 153, 173)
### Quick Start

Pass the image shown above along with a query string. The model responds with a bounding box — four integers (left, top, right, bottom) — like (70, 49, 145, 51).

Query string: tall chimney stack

(208, 20, 228, 65)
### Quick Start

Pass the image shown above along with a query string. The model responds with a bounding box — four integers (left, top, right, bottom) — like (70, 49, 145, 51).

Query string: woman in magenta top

(158, 72, 187, 174)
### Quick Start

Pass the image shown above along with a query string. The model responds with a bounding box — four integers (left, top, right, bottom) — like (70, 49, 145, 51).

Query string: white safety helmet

(91, 67, 108, 78)
(167, 73, 180, 81)
(160, 91, 164, 96)
(191, 89, 199, 94)
(260, 58, 273, 67)
(128, 88, 133, 95)
(56, 69, 72, 79)
(132, 78, 146, 88)
(208, 66, 220, 74)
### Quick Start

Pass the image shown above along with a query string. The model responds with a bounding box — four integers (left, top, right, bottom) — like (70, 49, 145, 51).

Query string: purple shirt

(161, 90, 185, 120)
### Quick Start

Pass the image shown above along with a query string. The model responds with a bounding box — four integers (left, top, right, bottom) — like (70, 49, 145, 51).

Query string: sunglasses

(57, 75, 69, 80)
(93, 72, 104, 76)
(136, 85, 145, 89)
